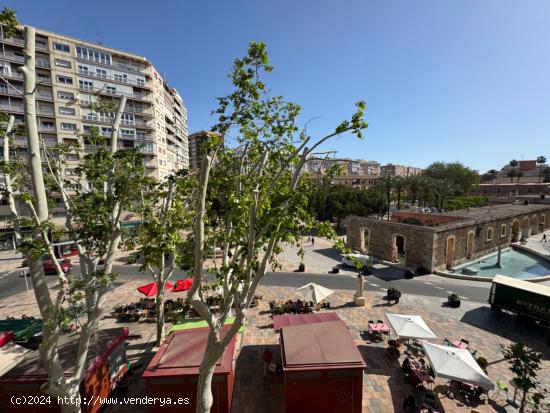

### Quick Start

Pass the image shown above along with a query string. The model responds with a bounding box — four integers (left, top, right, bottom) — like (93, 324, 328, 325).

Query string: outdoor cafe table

(452, 340, 468, 349)
(368, 323, 390, 333)
(410, 367, 433, 387)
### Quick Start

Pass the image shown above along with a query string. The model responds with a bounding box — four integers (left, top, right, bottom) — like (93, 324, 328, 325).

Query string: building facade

(188, 131, 224, 170)
(380, 163, 423, 177)
(0, 25, 188, 181)
(346, 204, 550, 272)
(0, 25, 189, 235)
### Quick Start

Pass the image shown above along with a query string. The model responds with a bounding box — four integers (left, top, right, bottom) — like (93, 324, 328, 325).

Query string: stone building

(346, 204, 550, 272)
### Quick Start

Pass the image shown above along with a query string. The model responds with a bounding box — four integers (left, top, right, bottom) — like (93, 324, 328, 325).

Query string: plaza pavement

(1, 236, 549, 412)
(1, 275, 549, 412)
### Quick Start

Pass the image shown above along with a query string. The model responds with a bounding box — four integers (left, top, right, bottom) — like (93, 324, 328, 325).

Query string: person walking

(311, 237, 315, 246)
(542, 233, 547, 243)
(262, 348, 272, 378)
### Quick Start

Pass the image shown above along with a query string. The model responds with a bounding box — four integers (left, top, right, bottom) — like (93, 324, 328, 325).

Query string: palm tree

(377, 174, 393, 220)
(393, 176, 405, 210)
(405, 174, 421, 206)
(516, 171, 523, 183)
(508, 159, 519, 182)
(537, 156, 547, 183)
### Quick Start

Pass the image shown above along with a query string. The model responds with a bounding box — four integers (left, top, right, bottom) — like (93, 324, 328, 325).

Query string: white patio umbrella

(421, 341, 494, 390)
(296, 283, 334, 304)
(385, 313, 437, 339)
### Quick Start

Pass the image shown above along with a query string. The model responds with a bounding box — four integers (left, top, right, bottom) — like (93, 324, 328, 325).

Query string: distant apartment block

(0, 24, 189, 182)
(188, 131, 224, 170)
(304, 158, 381, 176)
(380, 163, 423, 177)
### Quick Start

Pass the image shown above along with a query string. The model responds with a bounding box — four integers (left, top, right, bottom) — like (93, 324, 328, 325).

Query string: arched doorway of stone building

(446, 236, 455, 269)
(466, 232, 475, 259)
(511, 220, 520, 242)
(531, 215, 539, 235)
(522, 217, 531, 238)
(392, 234, 406, 265)
(361, 228, 370, 253)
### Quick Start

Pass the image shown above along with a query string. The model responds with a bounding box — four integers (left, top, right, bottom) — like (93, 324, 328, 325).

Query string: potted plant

(448, 293, 461, 308)
(127, 255, 137, 265)
(298, 263, 305, 272)
(332, 266, 340, 274)
(404, 270, 414, 279)
(476, 356, 488, 373)
(361, 265, 372, 276)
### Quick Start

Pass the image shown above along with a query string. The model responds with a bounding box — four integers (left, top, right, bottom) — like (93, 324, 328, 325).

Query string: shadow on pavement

(232, 344, 284, 413)
(312, 247, 343, 261)
(461, 307, 550, 352)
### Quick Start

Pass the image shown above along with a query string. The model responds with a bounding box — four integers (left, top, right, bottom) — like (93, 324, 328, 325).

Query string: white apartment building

(0, 25, 189, 240)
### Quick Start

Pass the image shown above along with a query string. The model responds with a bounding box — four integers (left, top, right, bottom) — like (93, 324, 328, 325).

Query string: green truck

(489, 275, 550, 323)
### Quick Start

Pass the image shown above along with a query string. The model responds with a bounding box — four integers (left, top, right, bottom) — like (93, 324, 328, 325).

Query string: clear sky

(6, 0, 550, 172)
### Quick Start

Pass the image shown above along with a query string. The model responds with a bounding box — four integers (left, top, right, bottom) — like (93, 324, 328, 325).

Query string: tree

(404, 174, 421, 205)
(182, 42, 368, 413)
(376, 174, 393, 220)
(543, 167, 550, 183)
(509, 159, 519, 182)
(502, 342, 547, 413)
(422, 162, 479, 196)
(1, 11, 147, 410)
(516, 170, 524, 183)
(537, 156, 547, 183)
(480, 169, 498, 182)
(137, 171, 193, 345)
(393, 176, 405, 210)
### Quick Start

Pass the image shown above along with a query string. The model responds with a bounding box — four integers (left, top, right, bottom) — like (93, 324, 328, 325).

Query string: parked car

(342, 253, 371, 268)
(43, 257, 72, 275)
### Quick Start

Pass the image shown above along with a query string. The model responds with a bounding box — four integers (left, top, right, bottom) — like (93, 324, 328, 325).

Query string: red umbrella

(137, 281, 174, 297)
(172, 278, 193, 292)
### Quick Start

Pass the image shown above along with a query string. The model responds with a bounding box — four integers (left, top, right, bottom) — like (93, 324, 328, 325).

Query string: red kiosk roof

(142, 325, 236, 378)
(281, 320, 365, 371)
(273, 312, 341, 331)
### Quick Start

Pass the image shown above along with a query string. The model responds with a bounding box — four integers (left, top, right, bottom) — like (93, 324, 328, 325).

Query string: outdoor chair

(490, 378, 508, 400)
(460, 339, 470, 348)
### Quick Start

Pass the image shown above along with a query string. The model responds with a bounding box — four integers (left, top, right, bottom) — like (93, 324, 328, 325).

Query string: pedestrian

(542, 233, 547, 243)
(311, 237, 315, 246)
(262, 348, 272, 378)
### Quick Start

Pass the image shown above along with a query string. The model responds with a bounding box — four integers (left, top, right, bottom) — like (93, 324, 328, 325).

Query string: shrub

(443, 196, 488, 211)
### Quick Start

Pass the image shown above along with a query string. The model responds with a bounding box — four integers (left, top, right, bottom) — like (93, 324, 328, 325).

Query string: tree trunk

(518, 390, 527, 413)
(196, 333, 223, 413)
(2, 115, 21, 244)
(156, 286, 165, 346)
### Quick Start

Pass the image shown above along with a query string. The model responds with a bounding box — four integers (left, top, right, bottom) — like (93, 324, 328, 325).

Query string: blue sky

(6, 0, 550, 172)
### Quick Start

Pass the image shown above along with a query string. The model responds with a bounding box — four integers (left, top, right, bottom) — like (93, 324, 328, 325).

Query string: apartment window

(136, 78, 145, 86)
(57, 91, 74, 100)
(53, 42, 70, 53)
(101, 126, 112, 136)
(105, 85, 116, 94)
(61, 122, 77, 131)
(66, 154, 80, 161)
(486, 228, 493, 242)
(41, 121, 54, 129)
(59, 107, 76, 116)
(76, 46, 112, 65)
(501, 224, 507, 237)
(121, 128, 135, 137)
(78, 64, 89, 74)
(96, 68, 107, 78)
(79, 80, 93, 90)
(55, 59, 71, 68)
(114, 73, 127, 82)
(0, 62, 11, 76)
(56, 75, 73, 84)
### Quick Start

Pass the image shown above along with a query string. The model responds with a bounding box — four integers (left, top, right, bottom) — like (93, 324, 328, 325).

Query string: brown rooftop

(280, 320, 365, 370)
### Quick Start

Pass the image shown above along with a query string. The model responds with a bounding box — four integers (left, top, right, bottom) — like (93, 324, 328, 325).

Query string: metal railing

(77, 69, 148, 87)
(77, 84, 149, 101)
(76, 56, 147, 74)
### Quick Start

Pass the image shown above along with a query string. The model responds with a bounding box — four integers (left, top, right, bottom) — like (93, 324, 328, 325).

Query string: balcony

(77, 69, 149, 88)
(0, 103, 24, 113)
(0, 86, 23, 97)
(76, 55, 147, 75)
(0, 53, 24, 63)
(36, 92, 53, 101)
(38, 125, 57, 133)
(77, 84, 149, 101)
